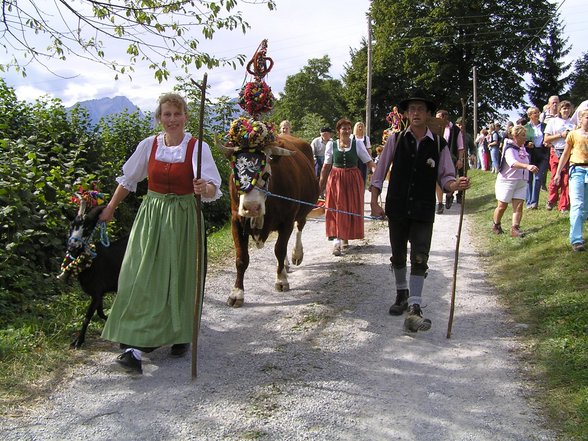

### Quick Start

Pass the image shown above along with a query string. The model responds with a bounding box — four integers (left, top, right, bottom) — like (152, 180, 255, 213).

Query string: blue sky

(3, 0, 587, 116)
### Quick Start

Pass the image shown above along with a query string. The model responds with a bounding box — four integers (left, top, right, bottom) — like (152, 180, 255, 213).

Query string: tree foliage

(0, 0, 275, 81)
(343, 0, 556, 140)
(271, 56, 347, 133)
(0, 78, 231, 325)
(527, 15, 571, 108)
(567, 52, 588, 106)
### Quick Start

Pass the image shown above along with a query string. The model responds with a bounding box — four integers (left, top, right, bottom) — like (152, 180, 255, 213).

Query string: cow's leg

(291, 218, 307, 266)
(229, 219, 249, 307)
(274, 224, 294, 292)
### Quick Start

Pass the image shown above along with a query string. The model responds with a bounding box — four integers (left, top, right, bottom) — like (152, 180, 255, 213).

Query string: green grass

(1, 174, 587, 441)
(465, 169, 588, 440)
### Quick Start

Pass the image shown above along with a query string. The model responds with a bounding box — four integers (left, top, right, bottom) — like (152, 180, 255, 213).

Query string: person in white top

(310, 126, 333, 178)
(99, 93, 222, 374)
(544, 100, 575, 212)
(570, 99, 588, 126)
(353, 121, 372, 185)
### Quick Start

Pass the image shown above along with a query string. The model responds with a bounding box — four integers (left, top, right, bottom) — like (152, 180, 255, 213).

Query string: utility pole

(473, 66, 478, 138)
(365, 13, 373, 136)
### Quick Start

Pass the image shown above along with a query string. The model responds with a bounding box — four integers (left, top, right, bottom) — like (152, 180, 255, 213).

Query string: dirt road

(1, 192, 557, 440)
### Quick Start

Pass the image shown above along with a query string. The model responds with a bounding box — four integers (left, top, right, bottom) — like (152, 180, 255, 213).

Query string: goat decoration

(58, 189, 128, 349)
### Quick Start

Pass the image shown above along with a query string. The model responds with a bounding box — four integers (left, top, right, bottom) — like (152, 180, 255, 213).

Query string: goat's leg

(71, 297, 99, 349)
(97, 297, 108, 321)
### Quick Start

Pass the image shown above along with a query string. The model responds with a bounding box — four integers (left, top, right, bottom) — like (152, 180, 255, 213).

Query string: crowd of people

(100, 90, 585, 375)
(470, 95, 587, 251)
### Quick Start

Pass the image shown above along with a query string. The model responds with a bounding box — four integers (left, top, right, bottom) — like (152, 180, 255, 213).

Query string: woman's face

(338, 124, 352, 139)
(528, 109, 540, 123)
(560, 105, 572, 119)
(280, 125, 291, 134)
(514, 131, 526, 146)
(159, 102, 187, 134)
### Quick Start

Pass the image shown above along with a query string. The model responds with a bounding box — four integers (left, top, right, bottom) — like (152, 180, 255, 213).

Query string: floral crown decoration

(71, 183, 106, 208)
(226, 39, 276, 152)
(227, 117, 276, 150)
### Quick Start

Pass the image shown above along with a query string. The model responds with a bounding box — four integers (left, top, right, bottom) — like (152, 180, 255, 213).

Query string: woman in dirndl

(99, 93, 222, 374)
(319, 118, 375, 256)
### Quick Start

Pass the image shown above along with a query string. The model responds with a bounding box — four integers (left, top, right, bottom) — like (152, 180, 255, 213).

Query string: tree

(527, 15, 571, 109)
(0, 0, 275, 81)
(567, 52, 588, 106)
(343, 0, 556, 139)
(271, 56, 347, 132)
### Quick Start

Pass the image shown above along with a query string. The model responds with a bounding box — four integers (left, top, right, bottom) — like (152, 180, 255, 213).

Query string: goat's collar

(58, 245, 96, 278)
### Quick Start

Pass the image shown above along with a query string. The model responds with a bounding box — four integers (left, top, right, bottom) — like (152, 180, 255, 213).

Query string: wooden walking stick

(191, 72, 208, 378)
(447, 98, 468, 339)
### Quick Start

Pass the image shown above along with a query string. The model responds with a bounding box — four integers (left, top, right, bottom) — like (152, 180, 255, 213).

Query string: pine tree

(567, 52, 588, 106)
(527, 15, 571, 109)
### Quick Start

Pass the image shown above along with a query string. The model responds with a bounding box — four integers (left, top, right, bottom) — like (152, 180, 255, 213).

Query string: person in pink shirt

(369, 91, 470, 333)
(492, 125, 539, 238)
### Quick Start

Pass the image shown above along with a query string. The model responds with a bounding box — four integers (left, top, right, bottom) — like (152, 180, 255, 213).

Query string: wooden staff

(447, 98, 468, 339)
(191, 73, 208, 378)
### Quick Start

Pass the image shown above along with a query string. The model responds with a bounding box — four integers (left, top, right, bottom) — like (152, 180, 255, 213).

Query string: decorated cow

(221, 128, 319, 307)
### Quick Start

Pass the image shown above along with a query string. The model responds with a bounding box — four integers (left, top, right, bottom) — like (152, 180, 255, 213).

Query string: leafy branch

(0, 0, 276, 80)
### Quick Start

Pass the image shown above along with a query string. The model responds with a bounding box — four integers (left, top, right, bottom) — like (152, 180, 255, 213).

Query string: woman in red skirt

(319, 118, 376, 256)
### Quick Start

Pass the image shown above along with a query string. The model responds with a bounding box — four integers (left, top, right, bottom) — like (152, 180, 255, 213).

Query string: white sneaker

(332, 239, 342, 256)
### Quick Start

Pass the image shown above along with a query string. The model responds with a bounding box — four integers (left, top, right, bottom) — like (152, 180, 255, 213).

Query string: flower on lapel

(426, 158, 435, 168)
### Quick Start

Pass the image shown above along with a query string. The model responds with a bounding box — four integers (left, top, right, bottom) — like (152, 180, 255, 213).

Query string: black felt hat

(398, 90, 437, 114)
(320, 126, 333, 133)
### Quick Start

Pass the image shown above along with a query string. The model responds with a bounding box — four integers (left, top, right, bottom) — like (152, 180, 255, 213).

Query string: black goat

(58, 205, 128, 349)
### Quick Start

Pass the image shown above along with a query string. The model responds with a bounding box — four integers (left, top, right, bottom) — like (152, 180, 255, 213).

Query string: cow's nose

(243, 203, 261, 216)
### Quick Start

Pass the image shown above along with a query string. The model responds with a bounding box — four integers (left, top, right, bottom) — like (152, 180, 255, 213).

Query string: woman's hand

(527, 164, 539, 174)
(99, 205, 116, 223)
(553, 173, 561, 186)
(193, 178, 212, 197)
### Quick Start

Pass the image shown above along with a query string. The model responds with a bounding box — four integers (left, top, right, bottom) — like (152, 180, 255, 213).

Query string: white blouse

(324, 138, 373, 165)
(116, 132, 222, 202)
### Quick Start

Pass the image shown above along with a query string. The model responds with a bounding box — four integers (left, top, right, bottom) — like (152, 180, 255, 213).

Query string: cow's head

(220, 143, 295, 226)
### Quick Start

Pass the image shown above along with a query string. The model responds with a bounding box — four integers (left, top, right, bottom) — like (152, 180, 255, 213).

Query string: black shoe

(389, 289, 409, 315)
(170, 343, 190, 357)
(436, 203, 444, 214)
(456, 193, 462, 204)
(116, 350, 142, 374)
(445, 194, 454, 209)
(404, 304, 431, 332)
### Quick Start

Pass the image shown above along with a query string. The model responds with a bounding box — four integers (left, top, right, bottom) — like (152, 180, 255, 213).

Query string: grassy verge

(1, 176, 586, 440)
(0, 224, 237, 413)
(465, 169, 588, 440)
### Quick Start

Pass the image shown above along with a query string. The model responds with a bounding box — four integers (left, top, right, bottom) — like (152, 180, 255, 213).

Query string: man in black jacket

(370, 92, 471, 332)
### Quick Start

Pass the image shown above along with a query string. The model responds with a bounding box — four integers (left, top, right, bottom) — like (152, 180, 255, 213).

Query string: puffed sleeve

(115, 136, 154, 192)
(356, 139, 373, 164)
(324, 140, 334, 164)
(192, 140, 223, 202)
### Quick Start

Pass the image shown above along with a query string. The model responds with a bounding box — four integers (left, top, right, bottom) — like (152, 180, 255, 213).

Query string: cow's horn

(217, 143, 237, 154)
(264, 144, 296, 157)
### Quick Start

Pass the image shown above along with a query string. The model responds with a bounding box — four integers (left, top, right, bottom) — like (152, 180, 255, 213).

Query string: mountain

(69, 96, 144, 126)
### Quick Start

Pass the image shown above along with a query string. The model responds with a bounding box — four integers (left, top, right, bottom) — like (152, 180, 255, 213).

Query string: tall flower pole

(447, 97, 468, 339)
(191, 73, 207, 378)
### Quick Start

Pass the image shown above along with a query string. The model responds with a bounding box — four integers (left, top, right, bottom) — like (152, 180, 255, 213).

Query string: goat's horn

(77, 199, 87, 217)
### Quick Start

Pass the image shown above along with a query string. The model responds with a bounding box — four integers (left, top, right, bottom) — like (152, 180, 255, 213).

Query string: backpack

(499, 140, 515, 172)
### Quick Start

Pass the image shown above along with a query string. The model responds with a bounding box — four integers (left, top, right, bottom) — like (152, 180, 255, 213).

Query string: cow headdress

(223, 40, 294, 195)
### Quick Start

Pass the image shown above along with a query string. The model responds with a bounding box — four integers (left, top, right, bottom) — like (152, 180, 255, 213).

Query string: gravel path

(1, 191, 558, 441)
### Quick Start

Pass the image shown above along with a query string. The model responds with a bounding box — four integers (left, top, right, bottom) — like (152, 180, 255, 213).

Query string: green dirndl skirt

(102, 191, 205, 348)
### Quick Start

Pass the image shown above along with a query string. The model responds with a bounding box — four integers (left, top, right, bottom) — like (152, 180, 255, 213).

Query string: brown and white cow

(223, 134, 320, 307)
